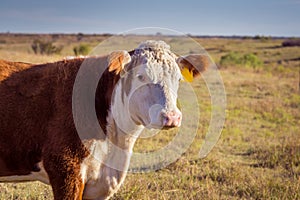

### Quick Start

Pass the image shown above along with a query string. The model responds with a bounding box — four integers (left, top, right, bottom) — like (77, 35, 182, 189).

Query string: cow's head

(108, 40, 209, 132)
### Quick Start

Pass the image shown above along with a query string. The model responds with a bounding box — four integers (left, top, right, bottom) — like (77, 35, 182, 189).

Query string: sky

(0, 0, 299, 37)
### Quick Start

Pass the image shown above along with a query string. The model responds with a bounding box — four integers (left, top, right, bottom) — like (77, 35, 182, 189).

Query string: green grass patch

(220, 51, 263, 69)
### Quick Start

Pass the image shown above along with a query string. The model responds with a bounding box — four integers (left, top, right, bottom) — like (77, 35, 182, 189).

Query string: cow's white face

(109, 40, 209, 134)
(126, 57, 182, 129)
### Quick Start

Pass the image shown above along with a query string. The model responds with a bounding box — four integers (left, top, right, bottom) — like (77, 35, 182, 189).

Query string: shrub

(73, 44, 90, 56)
(242, 53, 263, 69)
(220, 52, 263, 69)
(219, 52, 241, 67)
(31, 40, 63, 55)
(76, 33, 84, 41)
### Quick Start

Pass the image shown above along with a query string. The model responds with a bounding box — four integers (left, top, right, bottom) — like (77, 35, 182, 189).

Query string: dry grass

(0, 34, 299, 199)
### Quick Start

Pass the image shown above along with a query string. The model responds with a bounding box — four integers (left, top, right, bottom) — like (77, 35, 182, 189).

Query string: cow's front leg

(44, 154, 85, 200)
(51, 176, 84, 200)
(48, 165, 85, 200)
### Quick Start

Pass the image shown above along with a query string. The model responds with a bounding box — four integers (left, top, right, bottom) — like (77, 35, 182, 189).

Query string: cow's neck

(95, 111, 142, 198)
(104, 78, 143, 173)
(85, 74, 144, 199)
(106, 79, 144, 164)
(105, 111, 143, 171)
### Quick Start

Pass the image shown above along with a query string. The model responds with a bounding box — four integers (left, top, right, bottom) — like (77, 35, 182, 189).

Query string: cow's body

(0, 41, 209, 199)
(0, 58, 90, 198)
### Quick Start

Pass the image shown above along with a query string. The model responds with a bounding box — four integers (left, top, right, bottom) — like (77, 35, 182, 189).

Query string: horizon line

(0, 32, 299, 39)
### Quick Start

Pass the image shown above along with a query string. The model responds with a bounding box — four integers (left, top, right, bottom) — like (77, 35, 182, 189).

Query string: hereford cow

(0, 40, 209, 200)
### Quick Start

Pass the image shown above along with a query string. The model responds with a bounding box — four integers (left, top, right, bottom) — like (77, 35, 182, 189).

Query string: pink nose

(162, 111, 182, 127)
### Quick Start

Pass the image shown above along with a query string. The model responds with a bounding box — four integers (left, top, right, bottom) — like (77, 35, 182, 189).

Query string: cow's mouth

(131, 114, 165, 130)
(130, 114, 151, 128)
(161, 126, 179, 130)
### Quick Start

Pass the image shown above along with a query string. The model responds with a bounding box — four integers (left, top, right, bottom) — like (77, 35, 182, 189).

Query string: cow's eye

(136, 74, 145, 82)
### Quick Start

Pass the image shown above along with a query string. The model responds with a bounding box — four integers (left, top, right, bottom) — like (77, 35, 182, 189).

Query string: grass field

(0, 33, 299, 199)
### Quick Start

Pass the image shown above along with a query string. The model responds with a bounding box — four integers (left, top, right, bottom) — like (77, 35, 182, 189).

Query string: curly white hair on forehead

(136, 40, 171, 51)
(132, 40, 177, 66)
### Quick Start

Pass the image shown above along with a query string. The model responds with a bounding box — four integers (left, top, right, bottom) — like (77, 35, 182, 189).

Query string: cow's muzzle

(162, 110, 182, 128)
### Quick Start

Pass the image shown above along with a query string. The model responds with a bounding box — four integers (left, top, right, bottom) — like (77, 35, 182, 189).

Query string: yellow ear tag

(181, 67, 193, 82)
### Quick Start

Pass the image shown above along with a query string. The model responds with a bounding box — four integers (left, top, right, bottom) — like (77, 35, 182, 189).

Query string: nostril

(177, 113, 182, 120)
(162, 111, 182, 127)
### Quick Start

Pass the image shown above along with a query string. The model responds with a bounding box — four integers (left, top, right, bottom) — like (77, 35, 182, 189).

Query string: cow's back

(0, 60, 33, 81)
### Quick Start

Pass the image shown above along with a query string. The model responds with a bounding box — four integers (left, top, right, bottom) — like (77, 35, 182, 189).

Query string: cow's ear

(107, 50, 131, 75)
(177, 54, 210, 82)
